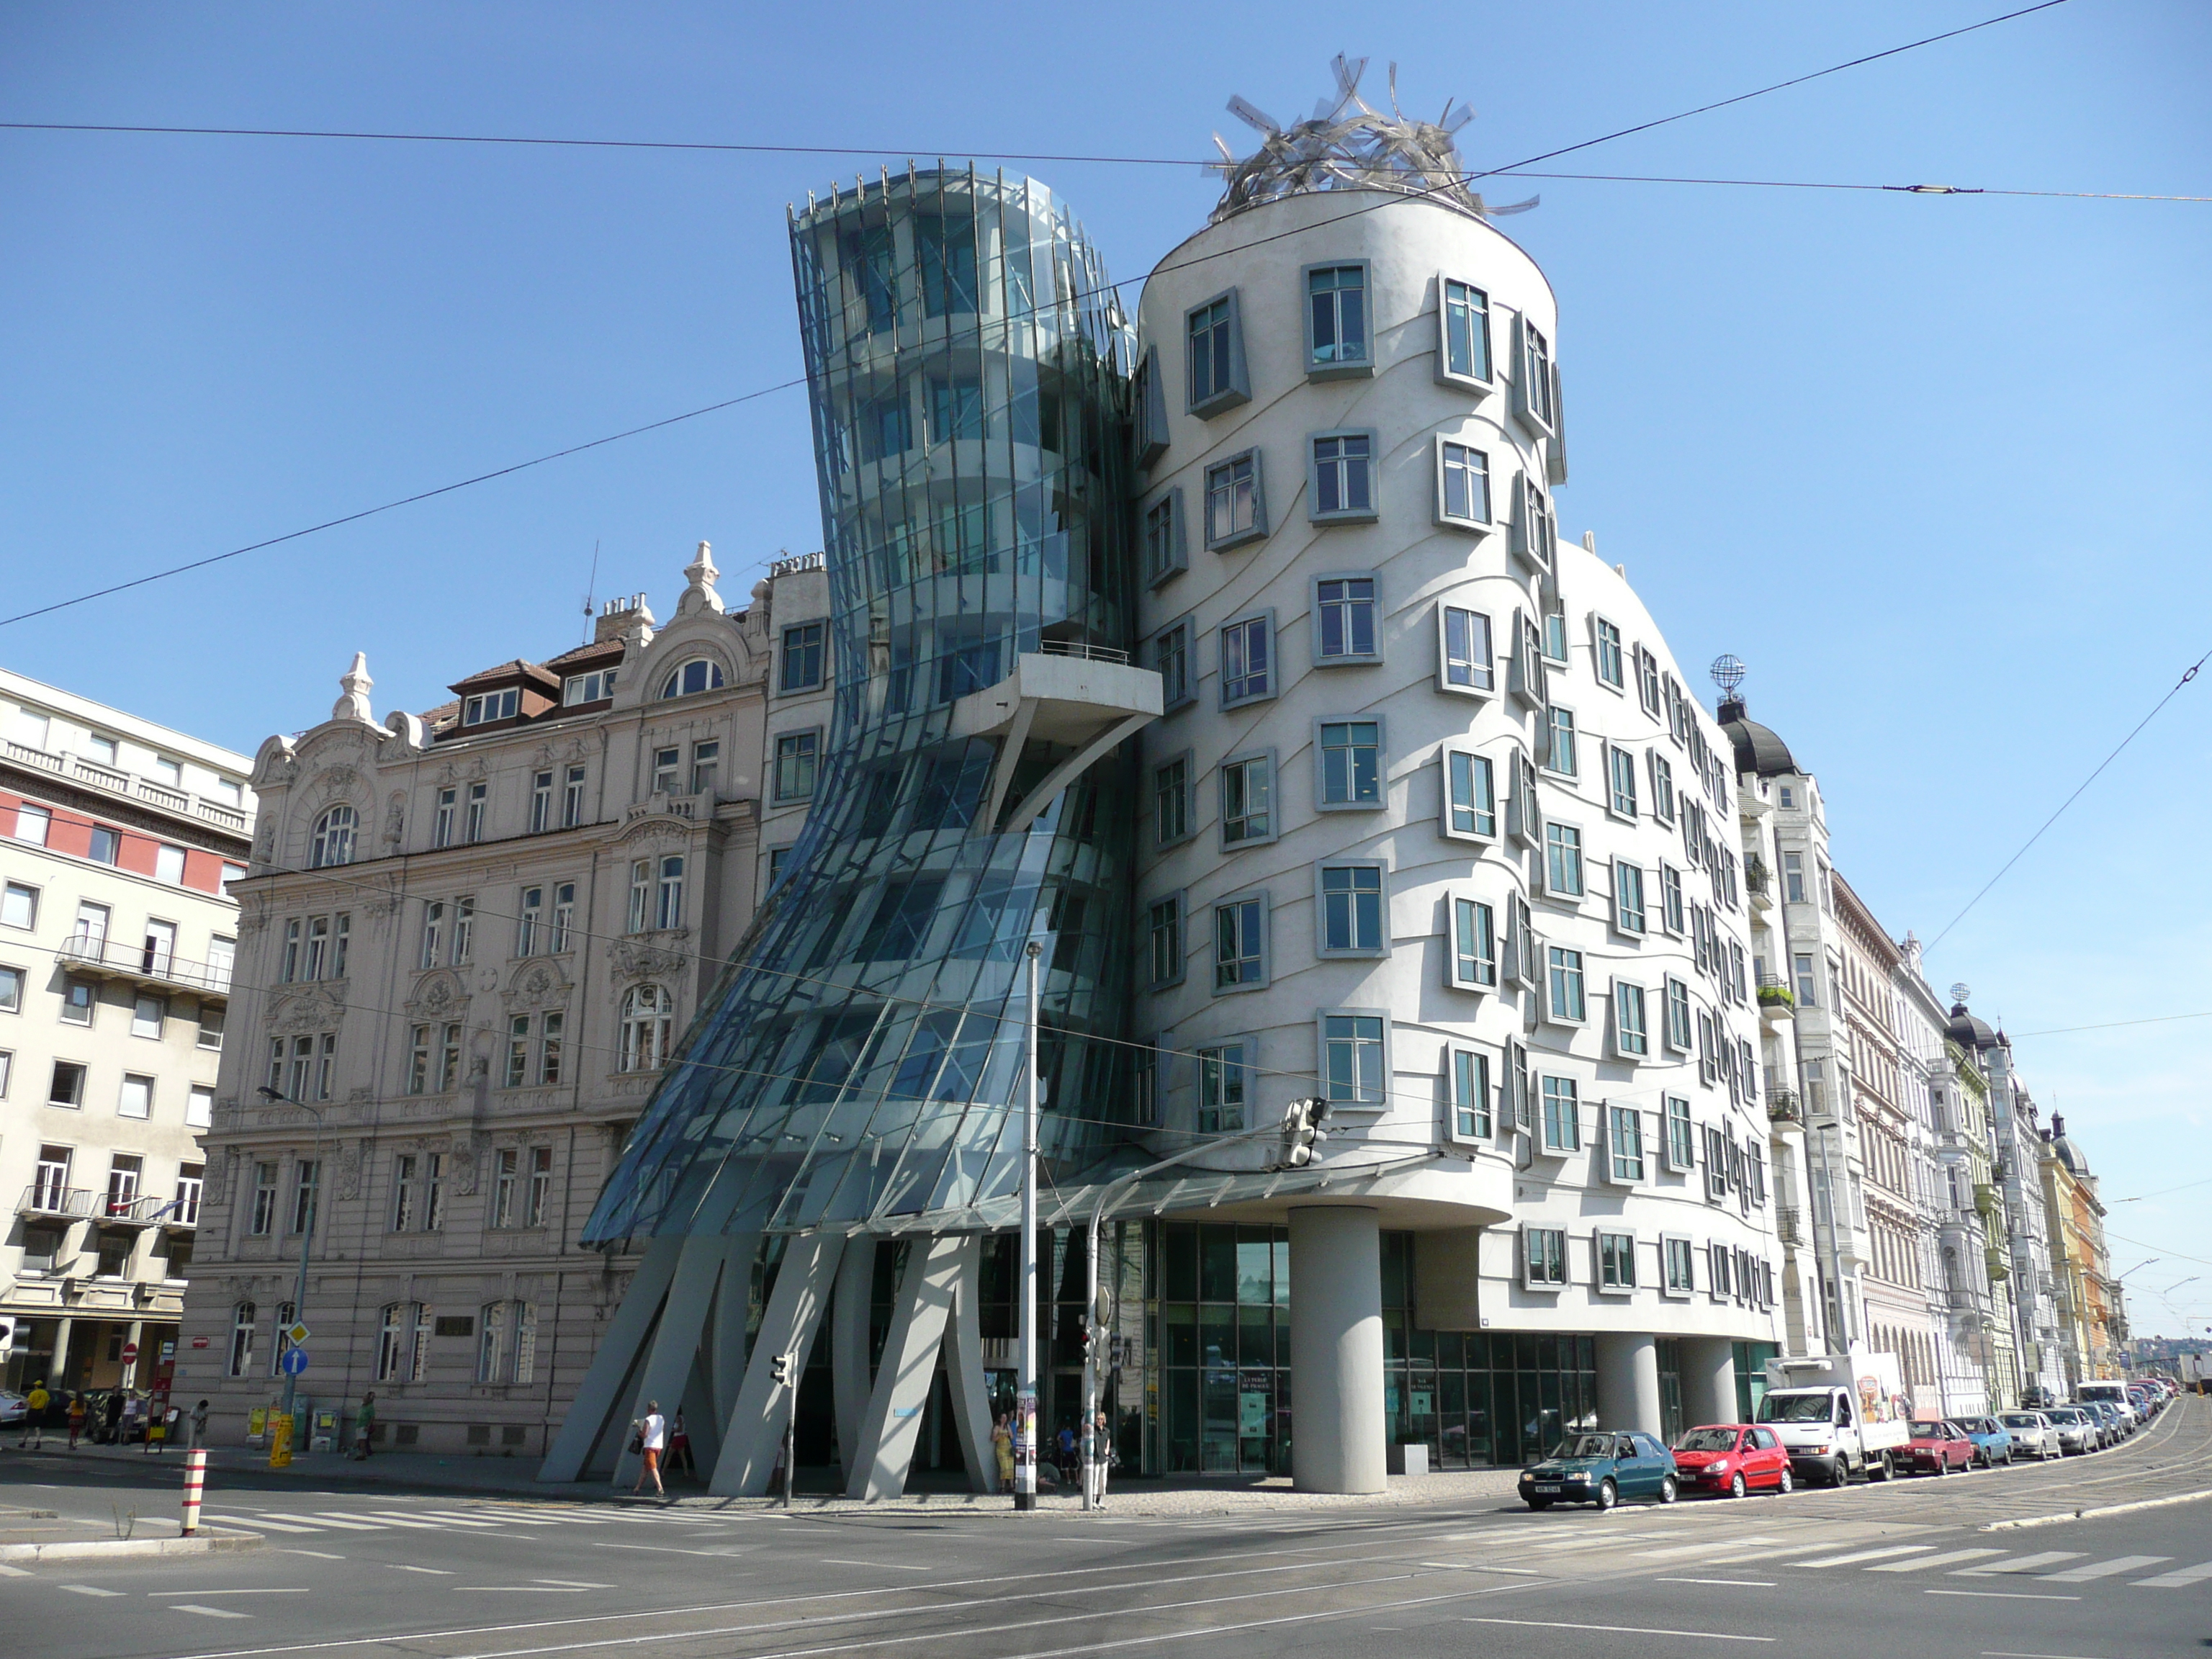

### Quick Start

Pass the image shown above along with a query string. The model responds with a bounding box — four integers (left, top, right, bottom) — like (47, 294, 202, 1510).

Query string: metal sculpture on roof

(1208, 54, 1538, 224)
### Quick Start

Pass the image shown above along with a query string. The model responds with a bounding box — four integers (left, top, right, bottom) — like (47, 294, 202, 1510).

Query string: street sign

(278, 1347, 310, 1377)
(284, 1323, 310, 1346)
(190, 1336, 210, 1349)
(120, 1341, 139, 1364)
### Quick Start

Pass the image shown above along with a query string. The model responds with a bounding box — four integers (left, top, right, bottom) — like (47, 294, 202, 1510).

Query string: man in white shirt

(634, 1400, 667, 1496)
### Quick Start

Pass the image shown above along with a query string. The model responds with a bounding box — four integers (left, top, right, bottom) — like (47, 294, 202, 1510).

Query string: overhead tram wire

(0, 0, 2100, 629)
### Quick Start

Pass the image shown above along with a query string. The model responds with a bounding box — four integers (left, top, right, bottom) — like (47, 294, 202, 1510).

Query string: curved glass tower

(583, 168, 1140, 1249)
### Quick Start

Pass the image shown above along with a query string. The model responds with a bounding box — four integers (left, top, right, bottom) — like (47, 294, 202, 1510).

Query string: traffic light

(1277, 1097, 1329, 1169)
(770, 1351, 796, 1386)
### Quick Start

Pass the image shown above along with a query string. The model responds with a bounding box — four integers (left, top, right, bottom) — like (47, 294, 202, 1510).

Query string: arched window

(620, 984, 674, 1071)
(308, 804, 356, 868)
(658, 658, 725, 700)
(229, 1300, 256, 1377)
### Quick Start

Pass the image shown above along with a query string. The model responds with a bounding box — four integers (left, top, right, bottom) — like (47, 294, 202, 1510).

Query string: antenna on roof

(582, 540, 601, 644)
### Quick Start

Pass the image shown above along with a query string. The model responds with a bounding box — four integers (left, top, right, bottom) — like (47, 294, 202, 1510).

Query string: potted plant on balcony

(1756, 983, 1794, 1010)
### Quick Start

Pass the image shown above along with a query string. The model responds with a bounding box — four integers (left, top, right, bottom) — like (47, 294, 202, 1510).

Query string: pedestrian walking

(632, 1401, 667, 1496)
(1056, 1421, 1078, 1485)
(992, 1412, 1014, 1493)
(351, 1390, 377, 1459)
(667, 1410, 693, 1476)
(101, 1390, 122, 1444)
(19, 1383, 49, 1449)
(66, 1394, 86, 1450)
(1090, 1410, 1115, 1508)
(189, 1399, 210, 1450)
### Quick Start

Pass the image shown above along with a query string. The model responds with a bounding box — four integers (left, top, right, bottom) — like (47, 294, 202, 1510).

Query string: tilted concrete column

(1288, 1206, 1385, 1494)
(708, 1233, 845, 1496)
(1595, 1332, 1662, 1435)
(938, 1236, 995, 1493)
(1678, 1335, 1738, 1429)
(845, 1235, 963, 1500)
(539, 1234, 683, 1482)
(612, 1234, 737, 1487)
(830, 1236, 877, 1479)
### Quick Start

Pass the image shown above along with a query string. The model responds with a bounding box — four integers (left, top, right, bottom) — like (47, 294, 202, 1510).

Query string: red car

(1669, 1424, 1793, 1498)
(1901, 1419, 1974, 1476)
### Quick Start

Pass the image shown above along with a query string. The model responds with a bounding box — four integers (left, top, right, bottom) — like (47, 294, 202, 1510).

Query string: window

(1154, 757, 1191, 847)
(1449, 1046, 1493, 1141)
(1213, 894, 1267, 991)
(1220, 753, 1273, 846)
(1542, 611, 1570, 665)
(1504, 894, 1539, 992)
(562, 667, 616, 705)
(550, 882, 575, 952)
(376, 1303, 423, 1383)
(1204, 451, 1264, 549)
(1185, 291, 1249, 415)
(655, 855, 685, 930)
(620, 984, 674, 1071)
(505, 1015, 532, 1088)
(60, 978, 95, 1025)
(1635, 647, 1663, 718)
(1543, 706, 1578, 776)
(0, 964, 19, 1013)
(775, 731, 819, 801)
(1663, 978, 1693, 1052)
(1593, 618, 1625, 690)
(524, 1145, 552, 1227)
(110, 1072, 155, 1124)
(1310, 433, 1375, 521)
(462, 688, 519, 724)
(648, 745, 682, 796)
(88, 825, 120, 864)
(1596, 1230, 1637, 1292)
(1318, 863, 1385, 954)
(1147, 894, 1184, 989)
(781, 622, 826, 692)
(11, 803, 52, 845)
(1608, 745, 1639, 819)
(327, 914, 349, 980)
(1315, 576, 1378, 660)
(1305, 264, 1369, 373)
(1514, 313, 1556, 433)
(1438, 278, 1491, 384)
(1660, 863, 1685, 935)
(1511, 473, 1556, 573)
(529, 770, 554, 833)
(230, 1302, 257, 1377)
(1154, 622, 1192, 709)
(1321, 1013, 1386, 1105)
(1614, 981, 1650, 1058)
(1783, 851, 1807, 904)
(451, 895, 474, 962)
(626, 861, 650, 932)
(432, 788, 456, 848)
(1449, 895, 1497, 990)
(2, 882, 37, 930)
(419, 900, 444, 969)
(1540, 1076, 1581, 1152)
(490, 1147, 520, 1228)
(1707, 1241, 1733, 1300)
(1318, 719, 1381, 807)
(250, 1161, 278, 1234)
(129, 994, 163, 1040)
(1142, 490, 1187, 585)
(1443, 749, 1496, 840)
(1794, 953, 1819, 1007)
(562, 764, 587, 827)
(1545, 822, 1584, 898)
(1220, 614, 1272, 705)
(1196, 1043, 1249, 1132)
(1439, 605, 1495, 696)
(1607, 1104, 1646, 1182)
(516, 886, 543, 957)
(1613, 861, 1647, 936)
(660, 658, 726, 699)
(291, 1159, 320, 1236)
(1547, 947, 1586, 1024)
(302, 915, 329, 982)
(186, 1084, 212, 1128)
(309, 805, 356, 868)
(1663, 1236, 1696, 1297)
(1663, 1096, 1694, 1173)
(539, 1010, 565, 1085)
(1421, 459, 1495, 577)
(1524, 1226, 1568, 1288)
(1131, 344, 1169, 464)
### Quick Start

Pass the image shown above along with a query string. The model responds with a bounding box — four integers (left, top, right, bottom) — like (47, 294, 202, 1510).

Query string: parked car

(2043, 1406, 2099, 1455)
(2082, 1402, 2123, 1447)
(1900, 1419, 1975, 1476)
(2000, 1410, 2062, 1460)
(1519, 1430, 1680, 1511)
(2126, 1382, 2158, 1420)
(1669, 1424, 1794, 1498)
(1958, 1416, 2015, 1467)
(0, 1391, 24, 1427)
(2076, 1381, 2137, 1433)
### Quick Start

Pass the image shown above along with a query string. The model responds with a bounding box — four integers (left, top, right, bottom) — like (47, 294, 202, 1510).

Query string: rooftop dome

(1717, 695, 1798, 778)
(1948, 1000, 1999, 1050)
(2048, 1113, 2090, 1177)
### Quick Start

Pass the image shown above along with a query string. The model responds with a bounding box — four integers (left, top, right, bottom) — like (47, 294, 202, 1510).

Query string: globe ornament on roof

(1711, 655, 1747, 698)
(1208, 55, 1539, 225)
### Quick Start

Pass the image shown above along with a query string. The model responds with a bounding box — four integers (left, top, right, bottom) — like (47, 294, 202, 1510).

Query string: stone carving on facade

(607, 931, 692, 986)
(405, 968, 469, 1020)
(382, 791, 407, 850)
(503, 958, 574, 1015)
(266, 984, 346, 1033)
(333, 652, 375, 723)
(454, 1137, 483, 1196)
(337, 1140, 363, 1200)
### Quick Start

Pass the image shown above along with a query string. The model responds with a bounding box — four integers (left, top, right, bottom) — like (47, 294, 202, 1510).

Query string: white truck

(1756, 1350, 1912, 1485)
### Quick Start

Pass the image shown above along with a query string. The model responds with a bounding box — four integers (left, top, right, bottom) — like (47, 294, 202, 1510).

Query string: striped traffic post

(180, 1448, 207, 1536)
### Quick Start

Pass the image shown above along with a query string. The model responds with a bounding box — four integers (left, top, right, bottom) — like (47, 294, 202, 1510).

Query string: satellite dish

(1711, 655, 1746, 696)
(1949, 982, 1972, 1006)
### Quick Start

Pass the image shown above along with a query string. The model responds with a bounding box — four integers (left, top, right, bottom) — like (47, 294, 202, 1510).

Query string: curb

(1982, 1487, 2212, 1531)
(0, 1532, 264, 1563)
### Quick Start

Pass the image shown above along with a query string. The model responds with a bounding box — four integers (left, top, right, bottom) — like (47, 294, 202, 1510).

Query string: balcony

(20, 1184, 96, 1219)
(1767, 1089, 1803, 1125)
(2, 737, 248, 833)
(1775, 1205, 1804, 1246)
(56, 932, 232, 1000)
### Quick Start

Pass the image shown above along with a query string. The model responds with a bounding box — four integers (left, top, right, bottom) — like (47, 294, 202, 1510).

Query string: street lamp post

(256, 1087, 325, 1442)
(1014, 942, 1041, 1512)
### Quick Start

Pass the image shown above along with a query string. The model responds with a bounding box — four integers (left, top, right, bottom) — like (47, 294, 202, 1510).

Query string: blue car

(1958, 1415, 2015, 1467)
(1519, 1429, 1680, 1511)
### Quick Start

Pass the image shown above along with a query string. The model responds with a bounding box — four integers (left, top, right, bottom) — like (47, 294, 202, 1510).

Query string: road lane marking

(1654, 1578, 1775, 1587)
(279, 1550, 347, 1561)
(1634, 1537, 1789, 1561)
(817, 1560, 932, 1570)
(1467, 1617, 1772, 1642)
(1926, 1590, 2081, 1601)
(1419, 1563, 1539, 1575)
(2038, 1556, 2171, 1582)
(2134, 1560, 2212, 1587)
(1956, 1552, 2083, 1575)
(226, 1515, 328, 1533)
(291, 1515, 389, 1531)
(0, 1563, 32, 1578)
(590, 1542, 755, 1559)
(58, 1585, 124, 1596)
(354, 1513, 464, 1530)
(149, 1589, 312, 1596)
(392, 1565, 454, 1575)
(176, 1606, 254, 1619)
(1869, 1549, 2005, 1573)
(1799, 1545, 1936, 1568)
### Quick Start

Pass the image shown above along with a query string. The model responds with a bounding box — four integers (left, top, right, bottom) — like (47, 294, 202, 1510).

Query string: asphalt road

(4, 1396, 2208, 1659)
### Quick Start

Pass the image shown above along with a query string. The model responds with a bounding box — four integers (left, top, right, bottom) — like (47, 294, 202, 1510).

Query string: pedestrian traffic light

(1276, 1097, 1329, 1169)
(770, 1351, 796, 1386)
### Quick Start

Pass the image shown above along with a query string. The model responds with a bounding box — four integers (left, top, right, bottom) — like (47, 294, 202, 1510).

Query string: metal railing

(1775, 1205, 1804, 1245)
(20, 1183, 95, 1218)
(1767, 1089, 1802, 1123)
(56, 932, 234, 995)
(2, 737, 248, 832)
(1038, 639, 1131, 666)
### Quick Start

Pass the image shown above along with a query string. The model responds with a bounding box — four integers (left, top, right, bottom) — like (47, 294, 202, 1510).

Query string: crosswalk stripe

(1866, 1549, 2004, 1573)
(175, 1605, 252, 1619)
(300, 1514, 395, 1530)
(2040, 1555, 2172, 1583)
(1799, 1545, 1936, 1568)
(421, 1509, 565, 1527)
(225, 1514, 328, 1534)
(2134, 1561, 2212, 1588)
(1955, 1552, 2082, 1575)
(403, 1512, 518, 1528)
(1634, 1537, 1790, 1562)
(353, 1513, 462, 1530)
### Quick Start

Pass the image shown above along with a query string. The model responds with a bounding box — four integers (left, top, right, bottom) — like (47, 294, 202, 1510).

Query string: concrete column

(707, 1233, 845, 1496)
(536, 1234, 683, 1483)
(123, 1318, 145, 1390)
(1595, 1332, 1661, 1434)
(830, 1236, 877, 1478)
(49, 1316, 75, 1391)
(938, 1236, 995, 1494)
(1678, 1336, 1738, 1429)
(845, 1234, 963, 1500)
(1287, 1206, 1385, 1494)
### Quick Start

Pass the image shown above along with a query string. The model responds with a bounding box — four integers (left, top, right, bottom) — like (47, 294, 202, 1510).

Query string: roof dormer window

(562, 669, 616, 706)
(659, 659, 724, 700)
(463, 688, 519, 726)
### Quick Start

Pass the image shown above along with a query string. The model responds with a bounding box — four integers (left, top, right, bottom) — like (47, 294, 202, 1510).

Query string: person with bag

(631, 1399, 667, 1496)
(351, 1391, 377, 1459)
(991, 1412, 1014, 1493)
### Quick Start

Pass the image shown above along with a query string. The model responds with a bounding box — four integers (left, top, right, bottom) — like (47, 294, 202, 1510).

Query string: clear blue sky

(4, 1, 2207, 1336)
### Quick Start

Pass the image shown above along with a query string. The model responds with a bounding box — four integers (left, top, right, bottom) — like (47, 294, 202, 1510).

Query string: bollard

(181, 1448, 207, 1537)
